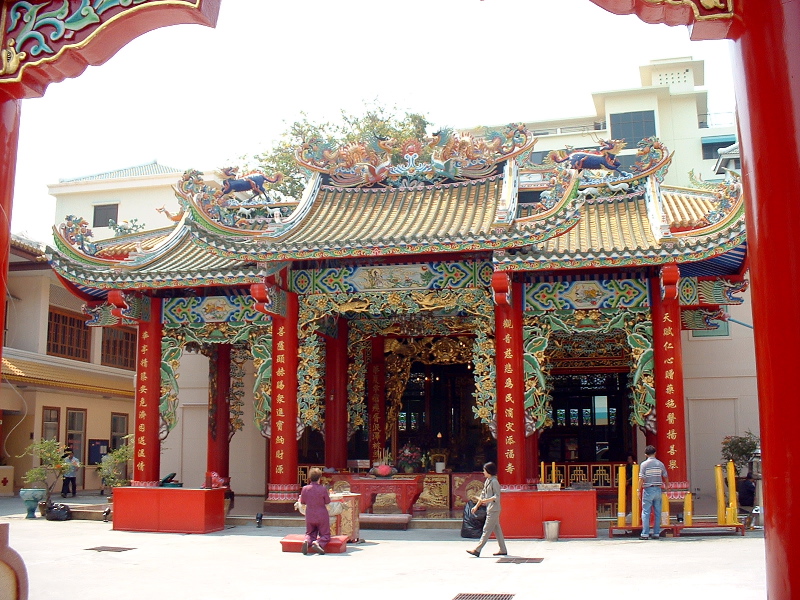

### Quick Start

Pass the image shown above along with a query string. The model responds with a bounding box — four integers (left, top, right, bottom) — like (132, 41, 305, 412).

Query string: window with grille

(47, 308, 90, 361)
(42, 407, 60, 441)
(101, 327, 137, 370)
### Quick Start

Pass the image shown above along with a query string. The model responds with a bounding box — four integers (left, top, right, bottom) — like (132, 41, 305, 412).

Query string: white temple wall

(681, 289, 758, 514)
(53, 184, 180, 241)
(5, 274, 50, 354)
(163, 352, 266, 495)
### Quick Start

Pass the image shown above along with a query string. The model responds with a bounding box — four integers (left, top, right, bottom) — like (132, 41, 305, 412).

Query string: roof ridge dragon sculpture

(295, 123, 536, 188)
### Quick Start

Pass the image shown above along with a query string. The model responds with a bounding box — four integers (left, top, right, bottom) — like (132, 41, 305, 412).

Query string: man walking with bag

(639, 445, 668, 540)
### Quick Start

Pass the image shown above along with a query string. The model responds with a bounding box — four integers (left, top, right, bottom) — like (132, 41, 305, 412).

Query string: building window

(110, 413, 129, 450)
(66, 408, 86, 470)
(42, 407, 60, 441)
(701, 136, 737, 160)
(92, 204, 118, 228)
(101, 327, 137, 370)
(610, 110, 656, 144)
(47, 307, 90, 362)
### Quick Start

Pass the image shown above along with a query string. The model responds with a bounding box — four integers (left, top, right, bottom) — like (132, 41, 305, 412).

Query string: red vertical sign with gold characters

(368, 337, 386, 466)
(493, 274, 525, 484)
(652, 266, 688, 485)
(268, 293, 299, 500)
(133, 296, 162, 483)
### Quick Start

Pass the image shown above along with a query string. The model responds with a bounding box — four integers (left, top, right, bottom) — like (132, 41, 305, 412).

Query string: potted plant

(17, 439, 71, 518)
(396, 442, 423, 473)
(721, 430, 760, 476)
(96, 435, 134, 499)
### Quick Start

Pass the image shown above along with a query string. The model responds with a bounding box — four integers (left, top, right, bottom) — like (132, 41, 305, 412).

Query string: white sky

(10, 0, 737, 243)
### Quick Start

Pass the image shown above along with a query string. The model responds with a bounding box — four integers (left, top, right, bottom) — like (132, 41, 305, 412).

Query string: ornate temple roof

(47, 133, 747, 296)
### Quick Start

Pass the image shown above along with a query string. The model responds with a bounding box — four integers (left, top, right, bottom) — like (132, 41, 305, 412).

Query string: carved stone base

(263, 499, 297, 514)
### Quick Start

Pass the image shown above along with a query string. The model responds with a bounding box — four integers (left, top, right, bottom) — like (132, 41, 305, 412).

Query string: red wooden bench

(280, 534, 349, 553)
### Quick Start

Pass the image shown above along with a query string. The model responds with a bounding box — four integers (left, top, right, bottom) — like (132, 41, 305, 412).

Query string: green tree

(721, 430, 760, 475)
(18, 439, 71, 501)
(245, 103, 432, 199)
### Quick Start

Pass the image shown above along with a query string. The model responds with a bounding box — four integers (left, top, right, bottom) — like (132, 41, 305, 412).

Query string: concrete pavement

(0, 495, 766, 599)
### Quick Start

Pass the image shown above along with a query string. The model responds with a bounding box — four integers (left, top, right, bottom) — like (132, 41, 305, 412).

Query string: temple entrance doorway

(396, 363, 492, 472)
(538, 372, 632, 464)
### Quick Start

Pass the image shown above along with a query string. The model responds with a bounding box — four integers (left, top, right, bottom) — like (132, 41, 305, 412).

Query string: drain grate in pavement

(496, 557, 544, 564)
(85, 546, 135, 553)
(453, 595, 515, 600)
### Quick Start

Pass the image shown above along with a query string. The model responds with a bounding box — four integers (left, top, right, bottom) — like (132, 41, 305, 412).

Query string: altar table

(330, 474, 424, 514)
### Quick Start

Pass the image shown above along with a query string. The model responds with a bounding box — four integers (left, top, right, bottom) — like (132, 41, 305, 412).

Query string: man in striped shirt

(639, 445, 669, 540)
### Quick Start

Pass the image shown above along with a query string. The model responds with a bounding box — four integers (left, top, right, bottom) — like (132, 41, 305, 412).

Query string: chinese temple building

(47, 126, 748, 517)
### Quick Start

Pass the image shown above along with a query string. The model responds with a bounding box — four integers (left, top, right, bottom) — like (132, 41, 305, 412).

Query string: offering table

(330, 474, 424, 514)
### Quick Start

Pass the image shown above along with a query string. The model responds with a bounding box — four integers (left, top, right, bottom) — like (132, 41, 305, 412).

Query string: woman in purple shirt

(299, 468, 331, 555)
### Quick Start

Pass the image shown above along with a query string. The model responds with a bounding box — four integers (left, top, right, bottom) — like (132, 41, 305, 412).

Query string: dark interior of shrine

(538, 372, 632, 463)
(302, 366, 632, 469)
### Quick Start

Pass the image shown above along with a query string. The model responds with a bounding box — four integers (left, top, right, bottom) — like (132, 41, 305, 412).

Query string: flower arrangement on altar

(396, 442, 423, 472)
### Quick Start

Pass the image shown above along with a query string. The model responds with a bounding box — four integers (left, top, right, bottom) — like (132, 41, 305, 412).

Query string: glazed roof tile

(59, 161, 181, 183)
(2, 356, 134, 398)
(49, 226, 264, 292)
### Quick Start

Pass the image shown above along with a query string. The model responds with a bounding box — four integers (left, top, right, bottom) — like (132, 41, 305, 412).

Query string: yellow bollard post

(632, 463, 641, 528)
(726, 460, 739, 525)
(617, 465, 626, 527)
(661, 492, 670, 529)
(684, 491, 693, 526)
(715, 464, 726, 525)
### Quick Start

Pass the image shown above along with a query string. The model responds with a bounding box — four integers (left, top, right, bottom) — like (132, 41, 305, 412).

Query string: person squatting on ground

(299, 467, 331, 555)
(61, 449, 80, 498)
(639, 445, 668, 540)
(738, 472, 757, 528)
(467, 461, 508, 557)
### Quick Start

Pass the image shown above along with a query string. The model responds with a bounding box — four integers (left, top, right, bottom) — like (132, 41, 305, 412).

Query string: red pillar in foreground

(493, 273, 526, 484)
(207, 344, 231, 479)
(266, 292, 300, 507)
(133, 296, 162, 483)
(650, 265, 688, 486)
(324, 318, 348, 469)
(0, 96, 20, 367)
(731, 2, 800, 596)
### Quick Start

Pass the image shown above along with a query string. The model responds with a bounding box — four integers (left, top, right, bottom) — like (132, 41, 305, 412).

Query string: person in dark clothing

(738, 472, 757, 528)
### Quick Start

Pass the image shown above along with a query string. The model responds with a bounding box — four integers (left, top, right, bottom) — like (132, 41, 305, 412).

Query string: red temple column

(207, 344, 230, 479)
(651, 268, 684, 464)
(324, 318, 349, 469)
(368, 336, 386, 465)
(731, 2, 800, 596)
(650, 265, 688, 485)
(133, 296, 162, 483)
(493, 273, 526, 484)
(266, 292, 300, 508)
(0, 96, 20, 367)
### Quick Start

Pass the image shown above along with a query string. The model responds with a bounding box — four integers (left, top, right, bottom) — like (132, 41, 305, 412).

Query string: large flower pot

(19, 488, 46, 519)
